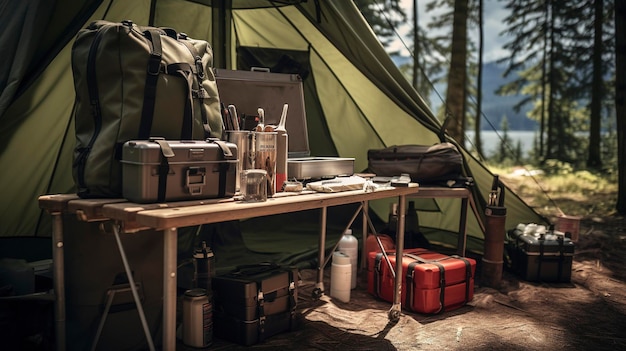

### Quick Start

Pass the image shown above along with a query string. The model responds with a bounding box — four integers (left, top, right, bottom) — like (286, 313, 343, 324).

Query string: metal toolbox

(121, 139, 237, 203)
(214, 68, 310, 157)
(507, 232, 575, 282)
(287, 157, 355, 180)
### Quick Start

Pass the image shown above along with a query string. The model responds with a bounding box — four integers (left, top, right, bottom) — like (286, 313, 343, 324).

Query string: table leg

(111, 225, 155, 351)
(361, 201, 369, 270)
(314, 207, 328, 298)
(51, 212, 66, 351)
(457, 197, 469, 256)
(163, 228, 178, 350)
(389, 195, 407, 321)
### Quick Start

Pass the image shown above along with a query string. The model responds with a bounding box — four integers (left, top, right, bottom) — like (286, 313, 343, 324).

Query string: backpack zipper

(75, 23, 115, 192)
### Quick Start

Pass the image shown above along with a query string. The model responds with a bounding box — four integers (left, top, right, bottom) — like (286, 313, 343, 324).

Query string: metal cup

(226, 130, 251, 192)
(250, 131, 277, 196)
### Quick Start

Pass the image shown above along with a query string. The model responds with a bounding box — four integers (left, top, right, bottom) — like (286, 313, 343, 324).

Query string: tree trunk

(475, 0, 484, 157)
(546, 1, 557, 160)
(445, 0, 469, 145)
(540, 1, 550, 160)
(616, 0, 626, 214)
(588, 0, 603, 169)
(412, 0, 419, 89)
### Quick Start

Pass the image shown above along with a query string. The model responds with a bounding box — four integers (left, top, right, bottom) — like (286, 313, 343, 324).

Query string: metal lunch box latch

(185, 167, 206, 195)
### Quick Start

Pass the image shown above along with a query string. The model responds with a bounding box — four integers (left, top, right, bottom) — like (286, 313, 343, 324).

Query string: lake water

(464, 130, 537, 157)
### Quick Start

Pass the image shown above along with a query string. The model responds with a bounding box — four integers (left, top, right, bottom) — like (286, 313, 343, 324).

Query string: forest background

(353, 0, 625, 218)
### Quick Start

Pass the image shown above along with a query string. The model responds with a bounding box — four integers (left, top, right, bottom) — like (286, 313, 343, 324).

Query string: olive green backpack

(71, 20, 222, 198)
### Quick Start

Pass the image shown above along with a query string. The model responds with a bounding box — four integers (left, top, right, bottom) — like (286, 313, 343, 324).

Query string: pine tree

(497, 0, 591, 164)
(445, 0, 470, 145)
(616, 0, 626, 214)
(421, 0, 481, 145)
(353, 0, 406, 54)
(398, 2, 446, 106)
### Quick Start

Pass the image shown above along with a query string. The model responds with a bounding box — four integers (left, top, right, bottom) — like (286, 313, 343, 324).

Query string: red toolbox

(368, 248, 476, 314)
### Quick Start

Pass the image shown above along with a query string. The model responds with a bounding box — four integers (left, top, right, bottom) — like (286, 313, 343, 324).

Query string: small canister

(240, 169, 268, 202)
(183, 288, 213, 348)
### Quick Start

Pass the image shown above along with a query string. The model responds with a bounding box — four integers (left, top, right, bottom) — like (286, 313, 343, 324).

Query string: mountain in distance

(392, 56, 537, 131)
(479, 61, 537, 131)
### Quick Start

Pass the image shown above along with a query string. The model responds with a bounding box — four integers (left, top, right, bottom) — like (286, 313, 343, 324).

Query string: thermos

(183, 288, 213, 348)
(405, 201, 420, 233)
(193, 241, 215, 292)
(482, 175, 507, 288)
(387, 203, 398, 236)
(275, 103, 289, 192)
(338, 229, 358, 289)
(405, 201, 420, 248)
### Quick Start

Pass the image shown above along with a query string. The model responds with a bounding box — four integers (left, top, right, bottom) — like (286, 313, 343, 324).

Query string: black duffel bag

(367, 142, 463, 184)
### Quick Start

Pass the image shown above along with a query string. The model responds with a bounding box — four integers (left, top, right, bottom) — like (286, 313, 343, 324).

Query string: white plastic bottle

(330, 251, 351, 302)
(338, 229, 359, 289)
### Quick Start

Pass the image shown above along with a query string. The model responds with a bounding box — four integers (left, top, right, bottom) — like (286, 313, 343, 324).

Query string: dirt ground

(204, 193, 626, 350)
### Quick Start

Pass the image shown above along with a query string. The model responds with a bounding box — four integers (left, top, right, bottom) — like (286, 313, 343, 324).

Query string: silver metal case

(214, 68, 310, 157)
(121, 139, 237, 203)
(287, 157, 355, 180)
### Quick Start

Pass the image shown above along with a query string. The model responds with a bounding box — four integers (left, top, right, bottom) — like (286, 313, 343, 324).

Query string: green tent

(0, 0, 547, 252)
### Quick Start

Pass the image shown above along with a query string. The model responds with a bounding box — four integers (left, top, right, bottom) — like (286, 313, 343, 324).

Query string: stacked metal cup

(226, 130, 251, 192)
(250, 131, 277, 196)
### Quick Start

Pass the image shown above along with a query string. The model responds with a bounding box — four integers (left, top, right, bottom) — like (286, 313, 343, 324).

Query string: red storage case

(368, 248, 476, 314)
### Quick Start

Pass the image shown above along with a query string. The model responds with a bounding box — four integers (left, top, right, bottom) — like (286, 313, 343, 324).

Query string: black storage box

(507, 231, 575, 282)
(212, 264, 298, 345)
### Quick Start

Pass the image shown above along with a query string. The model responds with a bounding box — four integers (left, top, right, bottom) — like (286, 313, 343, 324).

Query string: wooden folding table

(40, 185, 421, 351)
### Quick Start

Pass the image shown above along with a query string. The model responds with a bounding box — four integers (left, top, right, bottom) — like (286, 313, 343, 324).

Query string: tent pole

(212, 0, 232, 69)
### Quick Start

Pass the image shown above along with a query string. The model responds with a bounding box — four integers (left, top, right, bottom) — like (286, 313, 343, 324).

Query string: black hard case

(212, 264, 298, 345)
(508, 232, 575, 282)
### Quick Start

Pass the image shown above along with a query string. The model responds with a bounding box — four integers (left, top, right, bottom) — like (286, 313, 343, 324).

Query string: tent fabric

(0, 0, 547, 253)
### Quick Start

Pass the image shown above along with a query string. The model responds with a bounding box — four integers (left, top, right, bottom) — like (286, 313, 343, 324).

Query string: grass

(489, 164, 618, 219)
